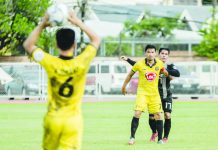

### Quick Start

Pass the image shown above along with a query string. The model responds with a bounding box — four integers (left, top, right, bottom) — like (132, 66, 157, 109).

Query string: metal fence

(0, 61, 217, 100)
(99, 39, 200, 56)
(0, 63, 42, 99)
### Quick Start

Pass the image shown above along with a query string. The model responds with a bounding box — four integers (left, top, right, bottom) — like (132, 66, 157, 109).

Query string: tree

(103, 12, 182, 56)
(0, 0, 50, 56)
(202, 0, 212, 5)
(123, 12, 182, 39)
(194, 21, 218, 61)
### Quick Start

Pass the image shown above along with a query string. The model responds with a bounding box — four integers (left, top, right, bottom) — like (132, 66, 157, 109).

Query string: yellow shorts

(134, 94, 163, 114)
(43, 114, 83, 150)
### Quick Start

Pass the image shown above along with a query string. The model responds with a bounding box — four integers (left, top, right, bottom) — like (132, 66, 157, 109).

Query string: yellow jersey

(32, 44, 97, 116)
(132, 58, 164, 96)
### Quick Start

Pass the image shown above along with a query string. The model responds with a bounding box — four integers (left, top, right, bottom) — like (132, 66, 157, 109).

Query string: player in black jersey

(121, 48, 180, 143)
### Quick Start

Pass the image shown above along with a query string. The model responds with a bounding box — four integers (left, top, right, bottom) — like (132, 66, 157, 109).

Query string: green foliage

(38, 29, 57, 54)
(194, 22, 218, 61)
(104, 12, 182, 57)
(202, 0, 212, 5)
(105, 42, 145, 56)
(105, 42, 120, 56)
(135, 44, 145, 56)
(104, 39, 132, 56)
(0, 0, 50, 56)
(124, 12, 182, 38)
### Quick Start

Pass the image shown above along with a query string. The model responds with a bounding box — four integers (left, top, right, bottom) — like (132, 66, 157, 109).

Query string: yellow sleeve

(155, 58, 164, 69)
(76, 44, 97, 67)
(132, 62, 139, 72)
(158, 59, 164, 70)
(31, 48, 54, 69)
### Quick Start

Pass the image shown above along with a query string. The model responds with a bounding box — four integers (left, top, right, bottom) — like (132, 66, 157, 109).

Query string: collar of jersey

(145, 58, 157, 68)
(59, 55, 74, 60)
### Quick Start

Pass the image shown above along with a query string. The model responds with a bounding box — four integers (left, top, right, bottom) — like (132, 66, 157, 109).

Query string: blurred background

(0, 0, 218, 100)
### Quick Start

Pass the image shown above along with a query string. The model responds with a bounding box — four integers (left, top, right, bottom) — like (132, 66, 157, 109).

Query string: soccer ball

(47, 4, 69, 26)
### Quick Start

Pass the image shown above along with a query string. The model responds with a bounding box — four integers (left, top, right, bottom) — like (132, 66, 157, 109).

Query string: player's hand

(120, 56, 128, 61)
(68, 10, 81, 26)
(121, 86, 127, 95)
(40, 13, 51, 28)
(161, 68, 169, 77)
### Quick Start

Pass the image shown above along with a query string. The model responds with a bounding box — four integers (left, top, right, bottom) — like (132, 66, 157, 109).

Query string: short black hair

(56, 28, 75, 51)
(144, 44, 156, 52)
(159, 48, 170, 54)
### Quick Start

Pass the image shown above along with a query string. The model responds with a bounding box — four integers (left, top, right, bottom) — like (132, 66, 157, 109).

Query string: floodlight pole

(211, 0, 217, 34)
(80, 0, 87, 48)
(212, 0, 217, 20)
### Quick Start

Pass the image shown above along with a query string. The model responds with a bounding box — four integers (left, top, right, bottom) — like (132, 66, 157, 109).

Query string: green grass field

(0, 101, 218, 150)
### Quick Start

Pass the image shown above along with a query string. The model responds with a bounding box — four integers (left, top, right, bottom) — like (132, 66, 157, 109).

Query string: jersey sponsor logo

(155, 66, 159, 71)
(145, 72, 157, 81)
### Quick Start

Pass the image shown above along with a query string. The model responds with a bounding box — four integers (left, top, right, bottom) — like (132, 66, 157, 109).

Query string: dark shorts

(162, 101, 172, 113)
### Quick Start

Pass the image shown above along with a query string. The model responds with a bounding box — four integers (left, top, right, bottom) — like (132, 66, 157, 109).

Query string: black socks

(131, 117, 139, 138)
(149, 118, 157, 133)
(164, 119, 171, 138)
(156, 120, 163, 141)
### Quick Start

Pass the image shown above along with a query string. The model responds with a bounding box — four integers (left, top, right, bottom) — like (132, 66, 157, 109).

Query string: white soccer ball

(47, 4, 69, 26)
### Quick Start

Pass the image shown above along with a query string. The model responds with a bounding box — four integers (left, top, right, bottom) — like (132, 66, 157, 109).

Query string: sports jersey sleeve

(127, 58, 136, 66)
(76, 44, 97, 67)
(156, 58, 164, 70)
(167, 64, 180, 77)
(31, 48, 54, 69)
(132, 62, 139, 72)
(160, 61, 164, 70)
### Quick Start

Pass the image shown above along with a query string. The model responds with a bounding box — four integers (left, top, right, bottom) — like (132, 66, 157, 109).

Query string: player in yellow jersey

(121, 48, 180, 143)
(23, 11, 100, 150)
(122, 45, 168, 145)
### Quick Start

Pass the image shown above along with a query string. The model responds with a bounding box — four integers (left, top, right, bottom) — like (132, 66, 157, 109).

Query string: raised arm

(122, 71, 135, 95)
(167, 64, 180, 77)
(23, 14, 49, 54)
(120, 56, 136, 66)
(68, 11, 101, 49)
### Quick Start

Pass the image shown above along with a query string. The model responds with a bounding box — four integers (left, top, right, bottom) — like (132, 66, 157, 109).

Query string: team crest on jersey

(155, 66, 159, 71)
(145, 72, 157, 81)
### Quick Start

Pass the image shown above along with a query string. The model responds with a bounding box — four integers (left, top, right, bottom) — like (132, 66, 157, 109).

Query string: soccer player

(121, 45, 169, 145)
(121, 47, 180, 143)
(23, 12, 100, 150)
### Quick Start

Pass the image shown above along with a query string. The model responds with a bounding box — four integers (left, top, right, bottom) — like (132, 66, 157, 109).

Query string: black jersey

(158, 64, 180, 102)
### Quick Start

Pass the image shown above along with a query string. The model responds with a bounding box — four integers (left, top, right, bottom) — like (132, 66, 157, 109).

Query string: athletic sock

(130, 117, 139, 138)
(149, 118, 157, 133)
(156, 120, 163, 141)
(164, 119, 171, 138)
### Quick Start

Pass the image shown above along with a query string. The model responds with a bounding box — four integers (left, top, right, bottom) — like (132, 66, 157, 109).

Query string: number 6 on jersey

(59, 77, 74, 97)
